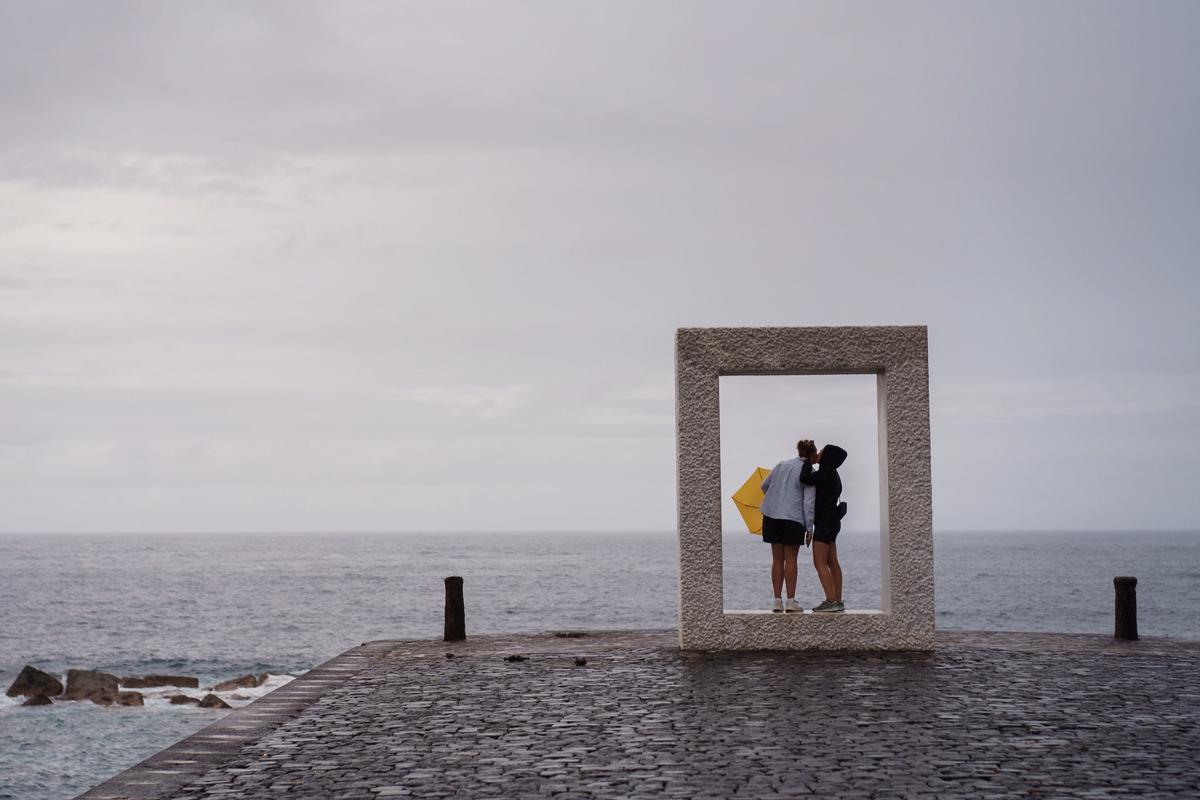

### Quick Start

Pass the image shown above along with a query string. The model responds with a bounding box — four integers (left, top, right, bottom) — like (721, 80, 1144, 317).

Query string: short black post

(1114, 576, 1138, 641)
(444, 576, 465, 642)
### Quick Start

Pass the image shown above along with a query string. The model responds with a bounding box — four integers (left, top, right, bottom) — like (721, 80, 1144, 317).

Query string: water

(2, 530, 1198, 800)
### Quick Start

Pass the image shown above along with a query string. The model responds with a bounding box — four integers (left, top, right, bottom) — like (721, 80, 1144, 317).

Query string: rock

(198, 693, 232, 709)
(231, 693, 250, 700)
(169, 694, 201, 705)
(22, 694, 54, 707)
(120, 674, 199, 689)
(64, 669, 119, 703)
(504, 654, 528, 663)
(213, 674, 257, 692)
(256, 672, 271, 686)
(6, 665, 64, 698)
(115, 691, 144, 706)
(574, 658, 588, 667)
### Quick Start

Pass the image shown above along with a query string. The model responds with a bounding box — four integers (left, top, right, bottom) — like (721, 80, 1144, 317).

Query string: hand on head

(796, 439, 817, 460)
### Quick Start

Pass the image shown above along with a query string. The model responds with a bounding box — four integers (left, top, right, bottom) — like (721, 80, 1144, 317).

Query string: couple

(759, 439, 848, 614)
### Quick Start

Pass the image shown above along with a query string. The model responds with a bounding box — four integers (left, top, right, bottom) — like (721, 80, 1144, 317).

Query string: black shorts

(762, 515, 807, 546)
(812, 520, 840, 545)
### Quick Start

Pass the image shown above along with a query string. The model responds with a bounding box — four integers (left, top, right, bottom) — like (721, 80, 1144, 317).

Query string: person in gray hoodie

(759, 439, 818, 613)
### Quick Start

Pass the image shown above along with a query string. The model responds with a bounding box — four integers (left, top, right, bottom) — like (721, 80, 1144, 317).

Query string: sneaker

(772, 598, 784, 613)
(785, 599, 803, 613)
(812, 600, 837, 613)
(831, 601, 845, 613)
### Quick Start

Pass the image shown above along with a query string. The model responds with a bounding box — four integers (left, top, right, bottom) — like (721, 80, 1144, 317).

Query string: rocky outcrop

(213, 674, 258, 692)
(64, 669, 120, 704)
(120, 674, 199, 689)
(198, 693, 231, 709)
(6, 665, 64, 698)
(9, 665, 276, 710)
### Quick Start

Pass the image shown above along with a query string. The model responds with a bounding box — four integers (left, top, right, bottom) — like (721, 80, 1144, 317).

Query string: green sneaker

(812, 600, 837, 613)
(831, 601, 845, 613)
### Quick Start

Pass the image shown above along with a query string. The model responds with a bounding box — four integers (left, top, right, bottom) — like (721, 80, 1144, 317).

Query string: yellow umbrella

(731, 467, 772, 535)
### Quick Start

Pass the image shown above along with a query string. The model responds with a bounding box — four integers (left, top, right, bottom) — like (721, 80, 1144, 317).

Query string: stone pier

(78, 630, 1200, 799)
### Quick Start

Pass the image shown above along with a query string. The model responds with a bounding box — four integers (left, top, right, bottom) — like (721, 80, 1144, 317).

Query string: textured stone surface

(77, 630, 1200, 799)
(5, 664, 64, 698)
(213, 674, 260, 692)
(121, 674, 200, 689)
(198, 693, 232, 709)
(676, 326, 934, 650)
(64, 668, 120, 703)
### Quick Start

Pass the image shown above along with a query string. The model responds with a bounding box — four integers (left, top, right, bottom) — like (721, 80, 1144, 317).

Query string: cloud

(395, 385, 531, 419)
(934, 375, 1200, 423)
(2, 2, 1198, 531)
(0, 147, 306, 200)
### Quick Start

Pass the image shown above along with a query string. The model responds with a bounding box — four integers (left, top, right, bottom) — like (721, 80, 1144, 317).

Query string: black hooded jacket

(799, 445, 847, 534)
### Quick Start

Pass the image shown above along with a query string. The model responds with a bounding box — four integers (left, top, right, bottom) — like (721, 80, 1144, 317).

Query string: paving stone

(75, 630, 1200, 799)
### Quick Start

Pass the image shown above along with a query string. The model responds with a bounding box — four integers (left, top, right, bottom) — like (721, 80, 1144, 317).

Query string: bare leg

(829, 542, 843, 602)
(783, 545, 800, 599)
(771, 543, 785, 598)
(812, 541, 836, 601)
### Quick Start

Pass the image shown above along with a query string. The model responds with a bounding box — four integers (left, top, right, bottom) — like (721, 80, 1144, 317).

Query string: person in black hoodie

(799, 444, 848, 613)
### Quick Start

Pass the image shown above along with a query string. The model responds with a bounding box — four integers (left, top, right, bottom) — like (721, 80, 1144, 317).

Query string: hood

(820, 445, 847, 470)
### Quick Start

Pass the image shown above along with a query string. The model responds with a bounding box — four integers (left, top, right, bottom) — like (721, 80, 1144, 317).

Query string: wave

(118, 673, 299, 708)
(1, 672, 300, 715)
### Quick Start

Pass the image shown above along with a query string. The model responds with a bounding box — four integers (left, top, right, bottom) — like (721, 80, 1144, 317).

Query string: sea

(2, 530, 1198, 800)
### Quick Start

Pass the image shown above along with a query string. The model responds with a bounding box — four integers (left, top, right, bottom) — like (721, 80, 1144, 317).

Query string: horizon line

(2, 528, 1198, 536)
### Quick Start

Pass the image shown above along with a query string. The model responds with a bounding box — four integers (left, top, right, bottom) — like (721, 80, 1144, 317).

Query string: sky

(2, 1, 1198, 534)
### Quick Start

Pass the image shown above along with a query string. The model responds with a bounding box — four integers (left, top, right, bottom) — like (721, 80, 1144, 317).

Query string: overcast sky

(2, 2, 1198, 534)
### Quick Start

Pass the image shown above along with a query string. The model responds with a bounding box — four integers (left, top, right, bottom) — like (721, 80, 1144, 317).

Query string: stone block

(675, 325, 934, 650)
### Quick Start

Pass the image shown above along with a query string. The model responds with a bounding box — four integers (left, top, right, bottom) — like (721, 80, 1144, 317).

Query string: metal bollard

(1114, 576, 1138, 641)
(444, 576, 466, 642)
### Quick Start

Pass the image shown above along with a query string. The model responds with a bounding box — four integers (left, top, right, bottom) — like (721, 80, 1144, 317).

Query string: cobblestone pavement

(82, 631, 1200, 799)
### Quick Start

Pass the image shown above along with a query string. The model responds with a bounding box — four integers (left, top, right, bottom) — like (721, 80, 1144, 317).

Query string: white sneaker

(785, 599, 803, 613)
(772, 598, 784, 613)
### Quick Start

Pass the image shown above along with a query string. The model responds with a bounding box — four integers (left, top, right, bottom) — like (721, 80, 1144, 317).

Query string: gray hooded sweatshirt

(759, 457, 816, 531)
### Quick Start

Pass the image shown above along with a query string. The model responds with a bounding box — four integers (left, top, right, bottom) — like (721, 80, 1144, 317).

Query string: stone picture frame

(675, 326, 934, 650)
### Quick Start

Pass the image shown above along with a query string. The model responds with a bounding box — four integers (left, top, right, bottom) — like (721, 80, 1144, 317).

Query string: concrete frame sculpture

(675, 326, 934, 650)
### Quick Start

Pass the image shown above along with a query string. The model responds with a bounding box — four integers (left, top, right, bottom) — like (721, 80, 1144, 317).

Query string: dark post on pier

(444, 576, 466, 642)
(1114, 576, 1138, 641)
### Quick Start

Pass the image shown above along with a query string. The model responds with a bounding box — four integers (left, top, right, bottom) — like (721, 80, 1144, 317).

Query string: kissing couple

(759, 438, 848, 613)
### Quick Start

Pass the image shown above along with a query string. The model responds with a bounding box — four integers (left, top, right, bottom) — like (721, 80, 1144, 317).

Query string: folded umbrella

(731, 467, 772, 535)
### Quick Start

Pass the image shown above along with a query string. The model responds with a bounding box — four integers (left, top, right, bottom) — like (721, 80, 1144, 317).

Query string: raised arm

(799, 459, 818, 486)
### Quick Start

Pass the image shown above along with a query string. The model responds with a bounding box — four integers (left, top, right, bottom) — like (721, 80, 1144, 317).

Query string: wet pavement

(79, 630, 1200, 799)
